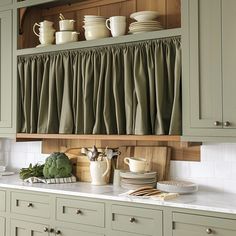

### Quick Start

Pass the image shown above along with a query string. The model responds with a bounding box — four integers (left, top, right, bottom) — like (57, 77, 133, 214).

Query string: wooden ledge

(16, 133, 181, 142)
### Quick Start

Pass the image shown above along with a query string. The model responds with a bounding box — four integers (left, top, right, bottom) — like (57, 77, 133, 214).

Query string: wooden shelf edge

(16, 28, 182, 56)
(16, 133, 181, 142)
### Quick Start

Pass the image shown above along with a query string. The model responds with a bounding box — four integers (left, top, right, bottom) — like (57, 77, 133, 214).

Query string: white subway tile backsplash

(2, 140, 236, 193)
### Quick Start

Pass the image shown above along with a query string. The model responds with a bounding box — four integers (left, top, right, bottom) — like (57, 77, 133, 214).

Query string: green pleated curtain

(17, 37, 182, 135)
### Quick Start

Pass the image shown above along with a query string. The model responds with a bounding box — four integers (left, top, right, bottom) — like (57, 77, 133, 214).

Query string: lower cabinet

(11, 219, 49, 236)
(0, 217, 5, 236)
(111, 205, 162, 236)
(173, 212, 236, 236)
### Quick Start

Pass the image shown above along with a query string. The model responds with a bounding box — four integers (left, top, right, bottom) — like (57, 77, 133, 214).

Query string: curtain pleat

(17, 37, 182, 135)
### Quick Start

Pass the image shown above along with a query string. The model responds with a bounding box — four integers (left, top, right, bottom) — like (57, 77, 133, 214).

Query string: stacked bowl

(83, 15, 110, 40)
(129, 11, 163, 34)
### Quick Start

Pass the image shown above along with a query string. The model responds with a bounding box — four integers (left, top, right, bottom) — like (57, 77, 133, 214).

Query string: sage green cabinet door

(11, 219, 49, 236)
(0, 217, 5, 236)
(55, 227, 104, 236)
(173, 212, 236, 236)
(0, 0, 12, 7)
(0, 10, 14, 134)
(187, 0, 222, 128)
(222, 0, 236, 129)
(0, 190, 6, 212)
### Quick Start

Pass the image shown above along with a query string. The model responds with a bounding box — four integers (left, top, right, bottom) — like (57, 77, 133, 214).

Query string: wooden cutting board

(117, 146, 171, 181)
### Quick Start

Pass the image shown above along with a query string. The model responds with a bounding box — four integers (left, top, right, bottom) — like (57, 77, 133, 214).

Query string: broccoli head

(43, 152, 72, 178)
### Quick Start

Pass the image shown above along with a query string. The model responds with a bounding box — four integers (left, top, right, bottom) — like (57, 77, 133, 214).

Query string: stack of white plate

(120, 171, 157, 190)
(129, 11, 163, 34)
(83, 15, 109, 40)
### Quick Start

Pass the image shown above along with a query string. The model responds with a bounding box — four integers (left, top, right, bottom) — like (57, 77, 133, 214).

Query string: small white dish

(130, 11, 160, 22)
(55, 31, 79, 44)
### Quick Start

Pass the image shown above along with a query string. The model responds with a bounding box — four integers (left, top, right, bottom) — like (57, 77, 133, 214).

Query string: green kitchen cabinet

(54, 227, 104, 236)
(0, 217, 5, 236)
(11, 219, 49, 236)
(182, 0, 236, 141)
(0, 0, 12, 7)
(172, 212, 236, 236)
(0, 9, 15, 137)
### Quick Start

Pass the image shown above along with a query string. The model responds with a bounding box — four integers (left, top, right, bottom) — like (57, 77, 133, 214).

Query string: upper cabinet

(0, 0, 12, 7)
(0, 9, 15, 137)
(182, 0, 236, 141)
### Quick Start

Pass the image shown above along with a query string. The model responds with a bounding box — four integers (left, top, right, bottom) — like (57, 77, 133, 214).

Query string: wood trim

(16, 133, 181, 141)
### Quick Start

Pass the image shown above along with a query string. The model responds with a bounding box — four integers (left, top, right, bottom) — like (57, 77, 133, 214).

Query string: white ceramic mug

(106, 16, 126, 37)
(59, 19, 75, 31)
(90, 157, 109, 185)
(124, 157, 147, 173)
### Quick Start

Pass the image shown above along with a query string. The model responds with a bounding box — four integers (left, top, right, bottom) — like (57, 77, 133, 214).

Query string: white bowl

(130, 11, 159, 22)
(55, 31, 79, 44)
(59, 20, 75, 31)
(83, 25, 109, 40)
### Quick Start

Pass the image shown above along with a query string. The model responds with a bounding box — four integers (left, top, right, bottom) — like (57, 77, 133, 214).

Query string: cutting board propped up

(117, 146, 171, 181)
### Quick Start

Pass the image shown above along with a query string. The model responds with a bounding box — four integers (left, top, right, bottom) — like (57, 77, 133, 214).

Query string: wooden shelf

(16, 133, 181, 142)
(16, 28, 182, 56)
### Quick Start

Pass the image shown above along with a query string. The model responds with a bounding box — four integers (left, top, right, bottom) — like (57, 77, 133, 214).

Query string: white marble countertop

(0, 175, 236, 215)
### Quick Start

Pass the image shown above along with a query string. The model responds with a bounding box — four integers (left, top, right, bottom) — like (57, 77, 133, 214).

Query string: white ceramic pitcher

(90, 157, 109, 185)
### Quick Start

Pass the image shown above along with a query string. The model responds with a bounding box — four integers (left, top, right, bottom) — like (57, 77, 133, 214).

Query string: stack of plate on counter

(120, 171, 157, 190)
(129, 11, 163, 34)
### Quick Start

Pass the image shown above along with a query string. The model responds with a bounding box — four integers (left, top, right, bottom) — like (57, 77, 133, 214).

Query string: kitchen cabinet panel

(0, 190, 6, 212)
(173, 212, 236, 236)
(111, 205, 162, 236)
(0, 9, 15, 136)
(56, 198, 105, 227)
(222, 0, 236, 129)
(11, 192, 51, 218)
(54, 227, 104, 236)
(188, 0, 222, 129)
(0, 0, 12, 7)
(11, 219, 49, 236)
(0, 217, 5, 236)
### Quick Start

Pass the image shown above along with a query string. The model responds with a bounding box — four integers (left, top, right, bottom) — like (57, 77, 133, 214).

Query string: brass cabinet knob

(49, 228, 54, 233)
(43, 227, 48, 232)
(224, 121, 230, 127)
(27, 203, 33, 207)
(76, 209, 82, 215)
(130, 217, 136, 223)
(55, 230, 61, 235)
(206, 228, 213, 234)
(214, 121, 220, 126)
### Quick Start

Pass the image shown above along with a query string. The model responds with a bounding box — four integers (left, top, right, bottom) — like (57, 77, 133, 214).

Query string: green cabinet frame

(182, 0, 236, 141)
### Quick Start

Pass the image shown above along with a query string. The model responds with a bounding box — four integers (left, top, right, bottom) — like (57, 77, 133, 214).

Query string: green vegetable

(43, 152, 72, 178)
(19, 163, 44, 180)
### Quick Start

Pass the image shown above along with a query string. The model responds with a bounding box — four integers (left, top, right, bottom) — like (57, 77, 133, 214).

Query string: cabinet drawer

(111, 205, 162, 236)
(56, 198, 105, 227)
(0, 190, 6, 212)
(55, 227, 104, 236)
(11, 192, 50, 219)
(173, 212, 236, 236)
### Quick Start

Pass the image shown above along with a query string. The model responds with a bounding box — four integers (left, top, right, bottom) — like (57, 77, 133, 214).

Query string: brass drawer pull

(76, 209, 82, 215)
(214, 121, 220, 126)
(224, 121, 230, 127)
(206, 228, 213, 234)
(43, 227, 48, 232)
(130, 217, 136, 223)
(27, 203, 33, 207)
